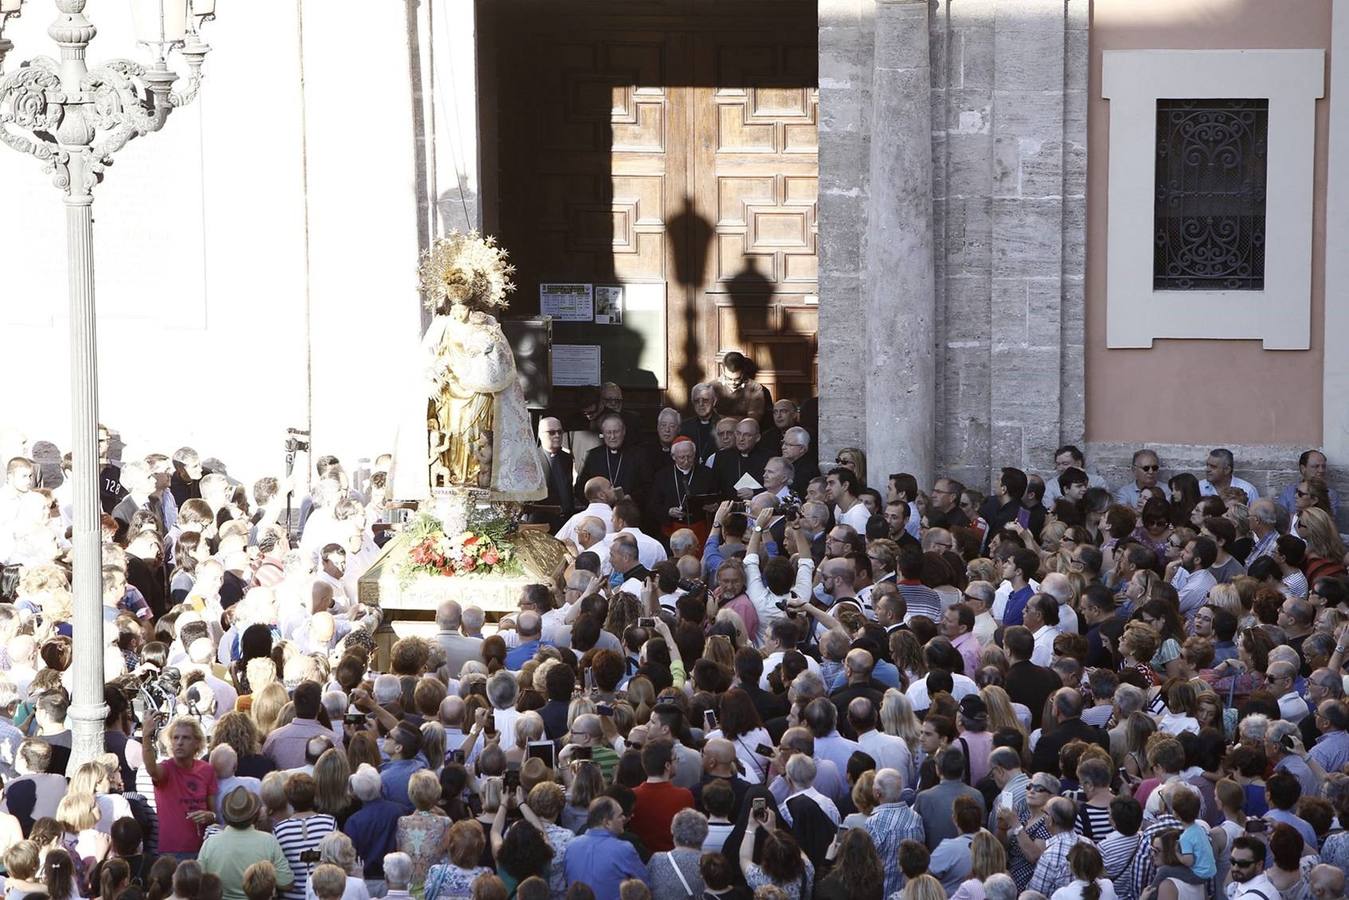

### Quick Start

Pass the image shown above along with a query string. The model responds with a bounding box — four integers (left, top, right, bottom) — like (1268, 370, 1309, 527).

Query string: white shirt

(597, 526, 668, 570)
(1031, 625, 1059, 667)
(759, 649, 822, 690)
(835, 500, 871, 533)
(556, 502, 615, 544)
(857, 729, 913, 784)
(905, 672, 979, 710)
(1052, 880, 1118, 900)
(1277, 690, 1311, 724)
(1226, 873, 1278, 900)
(780, 785, 840, 828)
(1200, 476, 1260, 504)
(1057, 603, 1080, 636)
(972, 612, 997, 645)
(707, 726, 772, 783)
(745, 551, 816, 646)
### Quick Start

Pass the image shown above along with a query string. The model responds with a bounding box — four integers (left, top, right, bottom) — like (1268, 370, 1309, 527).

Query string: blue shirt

(1311, 729, 1349, 773)
(562, 829, 647, 900)
(1003, 586, 1034, 627)
(341, 798, 404, 879)
(505, 639, 542, 670)
(379, 757, 426, 811)
(1265, 808, 1319, 857)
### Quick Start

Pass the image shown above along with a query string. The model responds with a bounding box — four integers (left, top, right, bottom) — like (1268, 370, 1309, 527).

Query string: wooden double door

(487, 0, 819, 410)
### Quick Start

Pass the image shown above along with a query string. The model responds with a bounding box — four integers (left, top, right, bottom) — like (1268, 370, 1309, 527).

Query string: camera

(638, 617, 657, 629)
(299, 850, 322, 865)
(781, 497, 802, 522)
(728, 501, 746, 515)
(504, 766, 521, 791)
(676, 578, 703, 593)
(344, 712, 366, 727)
(136, 667, 182, 724)
(284, 427, 310, 455)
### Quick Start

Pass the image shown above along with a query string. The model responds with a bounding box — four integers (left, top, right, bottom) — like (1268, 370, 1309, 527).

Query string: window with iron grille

(1153, 98, 1269, 291)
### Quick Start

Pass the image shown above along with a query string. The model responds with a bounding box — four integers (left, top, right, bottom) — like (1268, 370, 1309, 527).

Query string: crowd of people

(0, 365, 1344, 900)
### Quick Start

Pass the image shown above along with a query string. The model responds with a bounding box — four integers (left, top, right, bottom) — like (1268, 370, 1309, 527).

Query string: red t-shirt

(629, 780, 694, 853)
(153, 759, 218, 853)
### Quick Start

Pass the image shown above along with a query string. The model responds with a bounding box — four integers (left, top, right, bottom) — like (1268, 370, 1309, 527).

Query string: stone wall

(819, 0, 1088, 493)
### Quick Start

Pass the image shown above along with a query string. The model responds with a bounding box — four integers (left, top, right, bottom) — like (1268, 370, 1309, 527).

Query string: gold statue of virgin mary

(418, 232, 546, 502)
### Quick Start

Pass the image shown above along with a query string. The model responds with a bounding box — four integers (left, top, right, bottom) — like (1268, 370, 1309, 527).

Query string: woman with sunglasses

(1297, 507, 1348, 584)
(995, 772, 1060, 891)
(1131, 498, 1173, 563)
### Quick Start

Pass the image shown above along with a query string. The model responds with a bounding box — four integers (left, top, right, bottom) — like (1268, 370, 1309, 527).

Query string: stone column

(864, 0, 936, 487)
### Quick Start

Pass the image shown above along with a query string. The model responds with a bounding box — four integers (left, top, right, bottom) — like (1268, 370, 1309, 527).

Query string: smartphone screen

(703, 709, 717, 730)
(751, 797, 766, 820)
(528, 740, 557, 768)
(484, 712, 497, 735)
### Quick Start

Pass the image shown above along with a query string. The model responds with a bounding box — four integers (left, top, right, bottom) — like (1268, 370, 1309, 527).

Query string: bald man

(556, 476, 616, 545)
(1309, 864, 1345, 900)
(692, 737, 756, 812)
(830, 650, 887, 739)
(505, 611, 546, 669)
(712, 417, 771, 500)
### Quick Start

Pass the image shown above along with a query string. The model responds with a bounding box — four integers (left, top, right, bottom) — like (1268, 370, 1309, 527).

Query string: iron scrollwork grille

(1154, 98, 1269, 291)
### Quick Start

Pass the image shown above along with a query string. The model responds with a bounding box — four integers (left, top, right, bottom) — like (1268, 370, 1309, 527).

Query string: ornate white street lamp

(0, 0, 218, 766)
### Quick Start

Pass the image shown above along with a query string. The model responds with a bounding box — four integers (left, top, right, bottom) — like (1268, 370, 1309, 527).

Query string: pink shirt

(952, 631, 982, 679)
(719, 593, 759, 644)
(153, 758, 217, 853)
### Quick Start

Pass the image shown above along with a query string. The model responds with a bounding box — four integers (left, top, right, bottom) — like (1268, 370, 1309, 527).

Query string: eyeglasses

(1137, 464, 1159, 472)
(1027, 785, 1051, 794)
(835, 457, 851, 465)
(1230, 857, 1258, 868)
(930, 541, 954, 550)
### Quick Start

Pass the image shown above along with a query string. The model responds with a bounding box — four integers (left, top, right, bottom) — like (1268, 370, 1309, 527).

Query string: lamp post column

(51, 2, 110, 767)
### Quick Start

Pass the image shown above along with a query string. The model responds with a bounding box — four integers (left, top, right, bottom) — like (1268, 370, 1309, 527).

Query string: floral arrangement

(418, 229, 516, 312)
(396, 509, 522, 584)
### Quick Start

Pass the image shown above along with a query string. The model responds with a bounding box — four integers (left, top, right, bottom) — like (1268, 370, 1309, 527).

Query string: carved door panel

(691, 31, 819, 409)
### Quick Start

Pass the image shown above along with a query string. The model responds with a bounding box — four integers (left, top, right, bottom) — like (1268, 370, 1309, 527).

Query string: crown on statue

(418, 230, 516, 312)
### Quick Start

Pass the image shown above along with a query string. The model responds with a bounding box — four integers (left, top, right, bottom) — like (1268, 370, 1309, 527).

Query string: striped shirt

(1099, 830, 1143, 886)
(1075, 802, 1113, 842)
(1029, 832, 1084, 897)
(867, 802, 926, 898)
(1127, 813, 1181, 900)
(897, 582, 942, 624)
(273, 814, 338, 900)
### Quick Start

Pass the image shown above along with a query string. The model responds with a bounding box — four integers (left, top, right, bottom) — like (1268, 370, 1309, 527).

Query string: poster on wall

(539, 283, 594, 322)
(594, 285, 624, 325)
(551, 344, 602, 386)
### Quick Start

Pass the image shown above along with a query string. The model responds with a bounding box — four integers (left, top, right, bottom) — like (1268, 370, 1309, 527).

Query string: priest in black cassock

(646, 437, 717, 541)
(712, 418, 771, 499)
(677, 382, 720, 465)
(575, 411, 650, 505)
(534, 416, 575, 531)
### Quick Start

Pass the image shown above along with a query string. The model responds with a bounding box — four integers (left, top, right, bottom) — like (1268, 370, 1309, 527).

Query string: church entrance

(481, 0, 819, 418)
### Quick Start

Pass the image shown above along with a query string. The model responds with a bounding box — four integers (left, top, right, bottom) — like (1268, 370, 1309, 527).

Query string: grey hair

(1113, 684, 1147, 717)
(671, 808, 709, 849)
(383, 853, 413, 891)
(874, 767, 905, 803)
(579, 517, 608, 543)
(669, 529, 697, 557)
(372, 674, 401, 705)
(487, 670, 520, 709)
(1238, 713, 1270, 744)
(317, 831, 358, 872)
(1266, 719, 1298, 749)
(965, 580, 995, 605)
(1046, 796, 1076, 831)
(785, 753, 817, 787)
(788, 670, 826, 703)
(462, 605, 486, 632)
(321, 691, 347, 723)
(784, 426, 811, 448)
(984, 875, 1017, 900)
(435, 600, 463, 630)
(349, 763, 382, 802)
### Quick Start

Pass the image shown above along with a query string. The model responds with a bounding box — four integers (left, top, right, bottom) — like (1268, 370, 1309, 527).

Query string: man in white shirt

(557, 477, 616, 545)
(1039, 572, 1080, 636)
(1224, 835, 1279, 900)
(827, 466, 871, 533)
(1023, 594, 1061, 667)
(849, 697, 911, 781)
(1267, 661, 1310, 724)
(965, 581, 999, 645)
(1199, 448, 1260, 504)
(596, 499, 667, 570)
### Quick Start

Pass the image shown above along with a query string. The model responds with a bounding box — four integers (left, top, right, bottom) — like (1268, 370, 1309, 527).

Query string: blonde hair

(69, 761, 108, 796)
(1300, 508, 1348, 560)
(260, 771, 289, 816)
(903, 875, 946, 900)
(1206, 583, 1242, 620)
(310, 864, 347, 900)
(246, 657, 278, 692)
(836, 447, 867, 485)
(970, 829, 1007, 880)
(851, 770, 877, 816)
(313, 749, 351, 817)
(408, 770, 442, 812)
(250, 682, 288, 736)
(879, 689, 922, 752)
(56, 792, 99, 832)
(980, 685, 1026, 740)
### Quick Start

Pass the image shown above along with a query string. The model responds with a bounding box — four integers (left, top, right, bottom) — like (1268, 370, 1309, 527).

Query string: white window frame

(1102, 49, 1324, 349)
